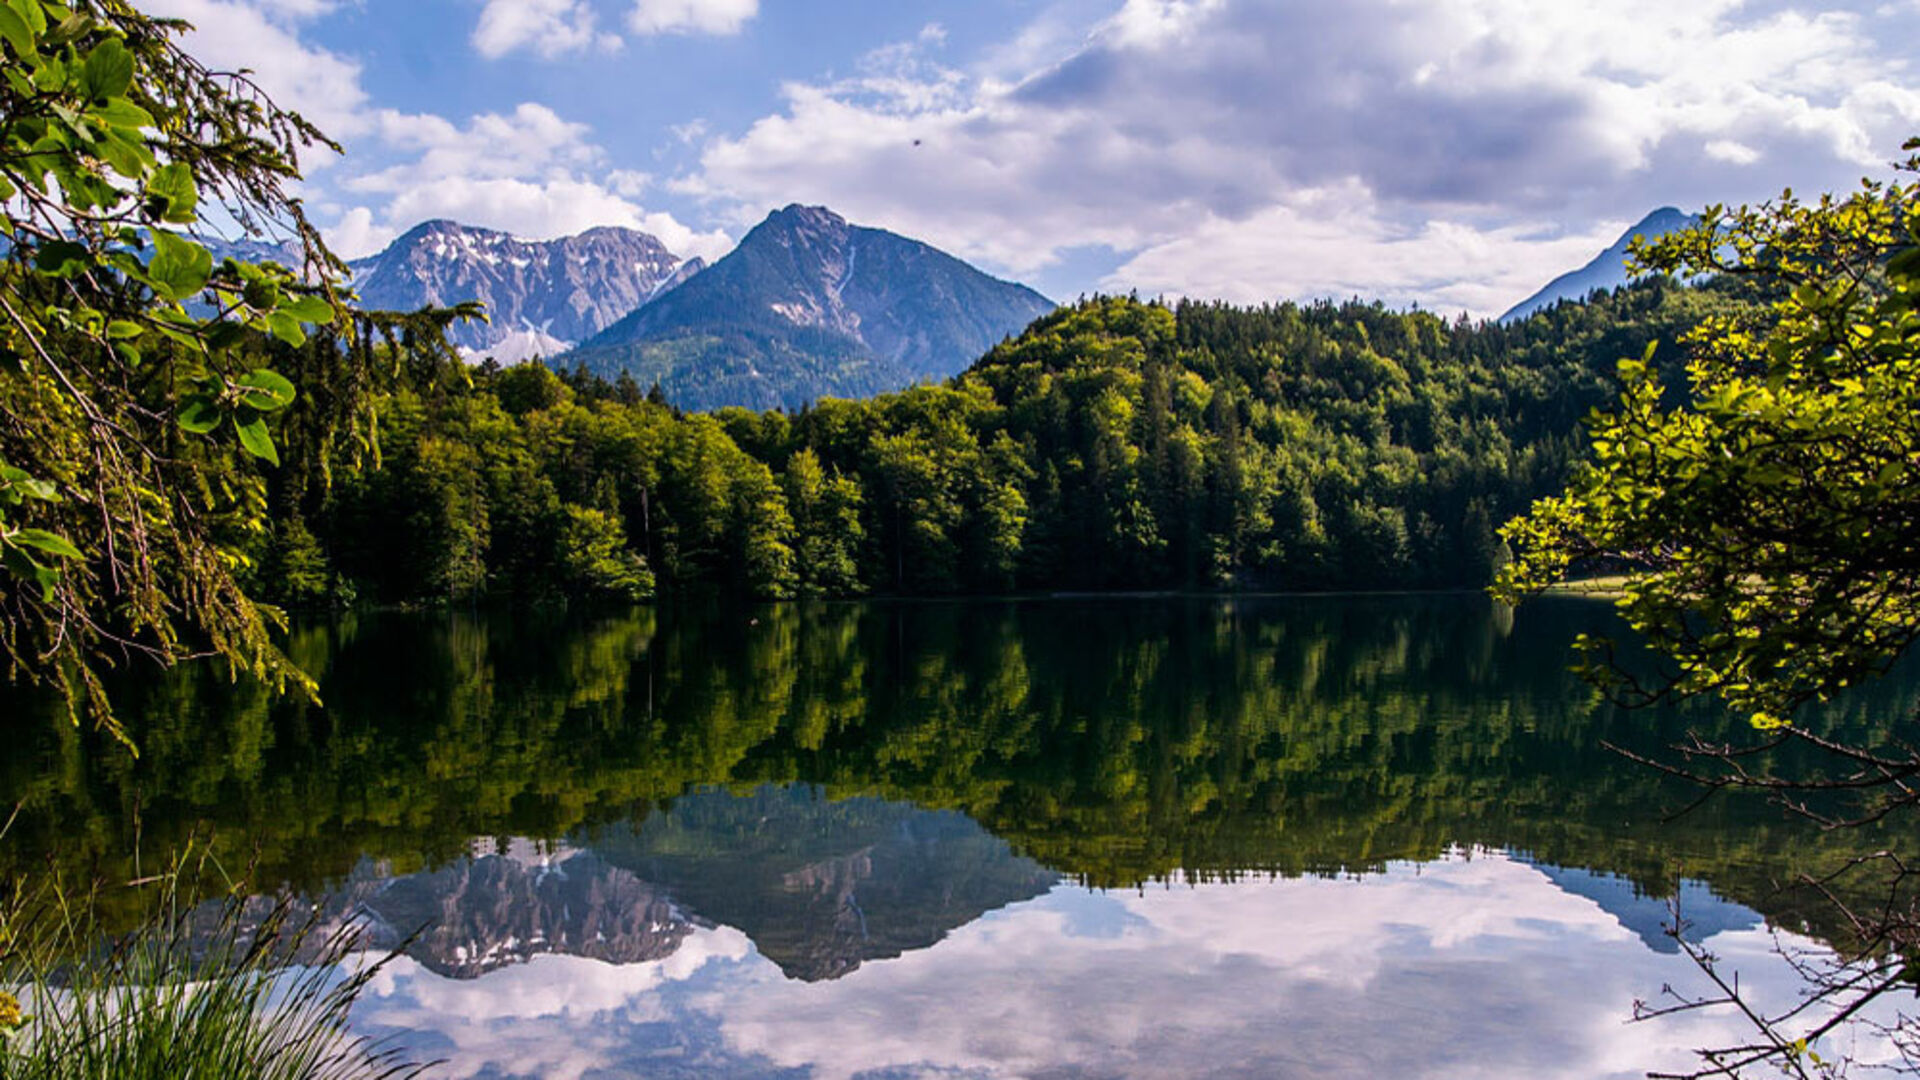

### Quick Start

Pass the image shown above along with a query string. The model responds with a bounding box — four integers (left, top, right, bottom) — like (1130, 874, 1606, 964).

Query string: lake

(3, 595, 1911, 1078)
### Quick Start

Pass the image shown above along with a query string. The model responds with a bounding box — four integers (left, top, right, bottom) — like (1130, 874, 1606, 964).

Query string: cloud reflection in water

(349, 849, 1867, 1079)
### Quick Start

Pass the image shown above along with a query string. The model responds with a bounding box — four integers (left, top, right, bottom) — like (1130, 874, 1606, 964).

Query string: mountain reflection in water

(3, 595, 1914, 1077)
(343, 848, 1830, 1080)
(286, 787, 1056, 983)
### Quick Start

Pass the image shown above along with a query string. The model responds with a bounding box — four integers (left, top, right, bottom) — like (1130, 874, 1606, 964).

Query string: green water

(2, 596, 1909, 1077)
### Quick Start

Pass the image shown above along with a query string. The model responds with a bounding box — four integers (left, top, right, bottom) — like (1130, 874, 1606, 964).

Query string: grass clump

(0, 843, 427, 1080)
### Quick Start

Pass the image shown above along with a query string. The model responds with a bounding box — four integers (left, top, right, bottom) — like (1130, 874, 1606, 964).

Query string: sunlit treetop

(1497, 139, 1920, 729)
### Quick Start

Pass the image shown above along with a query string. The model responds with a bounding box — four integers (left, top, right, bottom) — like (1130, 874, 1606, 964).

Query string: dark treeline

(256, 280, 1748, 605)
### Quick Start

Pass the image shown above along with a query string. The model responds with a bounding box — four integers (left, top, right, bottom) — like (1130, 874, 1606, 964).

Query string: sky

(144, 0, 1920, 317)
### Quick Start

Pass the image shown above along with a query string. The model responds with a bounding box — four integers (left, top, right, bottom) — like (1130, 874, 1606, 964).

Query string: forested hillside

(262, 280, 1750, 605)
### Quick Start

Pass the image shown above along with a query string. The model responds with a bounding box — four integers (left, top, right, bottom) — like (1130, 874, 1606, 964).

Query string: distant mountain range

(566, 205, 1055, 411)
(275, 207, 1052, 408)
(1501, 207, 1699, 322)
(202, 202, 1700, 405)
(349, 220, 700, 360)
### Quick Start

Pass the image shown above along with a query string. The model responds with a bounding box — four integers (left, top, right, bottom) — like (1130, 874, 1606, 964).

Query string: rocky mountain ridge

(563, 204, 1057, 410)
(347, 220, 695, 360)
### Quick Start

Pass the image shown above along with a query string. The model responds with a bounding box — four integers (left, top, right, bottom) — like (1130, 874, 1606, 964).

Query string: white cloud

(250, 0, 345, 17)
(355, 103, 604, 188)
(354, 926, 758, 1080)
(684, 0, 1920, 316)
(132, 0, 727, 263)
(325, 206, 397, 260)
(327, 103, 732, 260)
(1704, 139, 1762, 166)
(626, 0, 758, 36)
(141, 0, 370, 140)
(473, 0, 621, 59)
(1108, 184, 1629, 315)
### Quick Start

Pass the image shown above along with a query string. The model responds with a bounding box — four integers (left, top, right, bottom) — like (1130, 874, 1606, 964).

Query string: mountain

(199, 787, 1056, 985)
(201, 842, 695, 980)
(1501, 207, 1699, 323)
(347, 221, 695, 360)
(1524, 860, 1760, 955)
(330, 845, 694, 978)
(562, 204, 1056, 411)
(590, 786, 1059, 982)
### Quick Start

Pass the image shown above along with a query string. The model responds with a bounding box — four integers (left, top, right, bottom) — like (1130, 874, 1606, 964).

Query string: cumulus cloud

(250, 0, 345, 16)
(472, 0, 621, 59)
(1108, 183, 1630, 314)
(329, 103, 733, 259)
(685, 0, 1920, 315)
(626, 0, 758, 36)
(325, 206, 397, 262)
(138, 0, 727, 262)
(354, 926, 759, 1080)
(140, 0, 370, 140)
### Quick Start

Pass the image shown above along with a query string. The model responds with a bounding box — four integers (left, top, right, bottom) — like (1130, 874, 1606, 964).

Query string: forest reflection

(3, 595, 1907, 949)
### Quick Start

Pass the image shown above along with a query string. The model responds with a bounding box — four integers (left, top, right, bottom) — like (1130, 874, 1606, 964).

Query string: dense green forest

(261, 278, 1752, 606)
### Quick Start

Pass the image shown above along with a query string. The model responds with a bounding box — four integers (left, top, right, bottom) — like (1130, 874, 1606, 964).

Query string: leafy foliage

(1494, 146, 1920, 1079)
(0, 0, 462, 743)
(1497, 146, 1920, 730)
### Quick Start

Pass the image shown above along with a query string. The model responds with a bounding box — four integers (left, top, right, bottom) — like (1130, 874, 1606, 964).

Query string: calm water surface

(5, 596, 1912, 1078)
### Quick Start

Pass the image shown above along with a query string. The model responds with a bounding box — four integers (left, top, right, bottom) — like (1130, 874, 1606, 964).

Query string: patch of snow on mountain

(460, 326, 575, 366)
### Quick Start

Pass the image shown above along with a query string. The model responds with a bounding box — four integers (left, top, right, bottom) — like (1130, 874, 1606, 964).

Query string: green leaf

(205, 321, 250, 352)
(0, 465, 58, 503)
(236, 369, 296, 411)
(34, 239, 88, 277)
(0, 4, 32, 61)
(105, 319, 142, 340)
(234, 416, 279, 465)
(79, 36, 132, 101)
(278, 294, 335, 325)
(6, 0, 46, 36)
(265, 310, 307, 347)
(1, 547, 58, 603)
(145, 163, 196, 224)
(11, 529, 81, 559)
(94, 129, 151, 180)
(176, 395, 222, 435)
(44, 12, 92, 48)
(93, 97, 153, 131)
(241, 277, 281, 311)
(148, 230, 211, 302)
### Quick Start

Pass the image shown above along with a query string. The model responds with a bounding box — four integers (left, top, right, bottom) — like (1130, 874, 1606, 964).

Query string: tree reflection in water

(2, 596, 1912, 1074)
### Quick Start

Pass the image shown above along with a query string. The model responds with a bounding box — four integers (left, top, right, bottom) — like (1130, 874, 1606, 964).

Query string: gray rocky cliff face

(349, 221, 690, 356)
